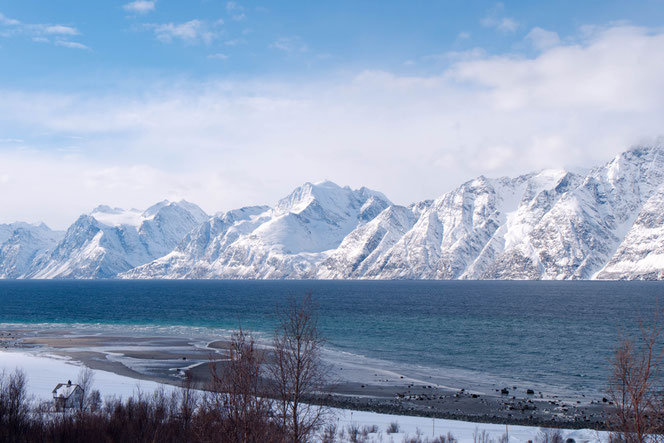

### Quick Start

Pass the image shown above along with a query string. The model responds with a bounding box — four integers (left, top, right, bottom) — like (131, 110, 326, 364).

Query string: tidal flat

(2, 326, 610, 430)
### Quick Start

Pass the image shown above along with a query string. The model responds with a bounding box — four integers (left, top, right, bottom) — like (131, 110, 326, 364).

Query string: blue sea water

(0, 280, 662, 397)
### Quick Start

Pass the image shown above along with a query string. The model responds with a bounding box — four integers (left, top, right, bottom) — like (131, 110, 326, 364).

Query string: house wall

(65, 390, 83, 408)
(54, 387, 83, 410)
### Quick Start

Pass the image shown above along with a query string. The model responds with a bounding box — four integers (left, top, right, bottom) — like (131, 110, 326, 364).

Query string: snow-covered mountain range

(24, 201, 208, 278)
(4, 145, 664, 280)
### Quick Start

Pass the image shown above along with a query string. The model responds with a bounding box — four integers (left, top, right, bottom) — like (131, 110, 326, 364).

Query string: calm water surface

(0, 280, 662, 396)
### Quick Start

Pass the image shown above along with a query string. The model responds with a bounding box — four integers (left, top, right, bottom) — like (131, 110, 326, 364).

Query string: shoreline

(0, 348, 609, 443)
(0, 325, 612, 431)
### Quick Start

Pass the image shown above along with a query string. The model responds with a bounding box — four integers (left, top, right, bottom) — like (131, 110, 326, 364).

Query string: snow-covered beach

(0, 348, 607, 442)
(0, 323, 613, 442)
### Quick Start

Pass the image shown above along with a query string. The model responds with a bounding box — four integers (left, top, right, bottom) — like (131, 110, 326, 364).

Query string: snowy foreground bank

(0, 350, 607, 442)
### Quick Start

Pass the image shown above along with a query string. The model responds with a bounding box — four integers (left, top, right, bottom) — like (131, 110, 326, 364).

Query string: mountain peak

(89, 200, 209, 228)
(143, 200, 173, 218)
(276, 181, 342, 214)
(275, 181, 389, 218)
(171, 200, 209, 223)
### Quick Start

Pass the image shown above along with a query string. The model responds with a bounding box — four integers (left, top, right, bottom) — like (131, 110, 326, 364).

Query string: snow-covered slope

(25, 201, 208, 279)
(124, 181, 392, 279)
(520, 146, 664, 280)
(121, 205, 271, 278)
(0, 223, 63, 278)
(595, 185, 664, 280)
(356, 171, 582, 280)
(316, 205, 417, 278)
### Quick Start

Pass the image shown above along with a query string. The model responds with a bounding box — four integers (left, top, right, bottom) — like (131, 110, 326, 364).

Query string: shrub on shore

(535, 428, 563, 443)
(607, 314, 664, 443)
(387, 421, 401, 434)
(0, 368, 289, 443)
(0, 370, 472, 442)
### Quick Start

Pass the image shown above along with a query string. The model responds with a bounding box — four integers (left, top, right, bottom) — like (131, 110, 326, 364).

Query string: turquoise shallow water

(0, 280, 662, 397)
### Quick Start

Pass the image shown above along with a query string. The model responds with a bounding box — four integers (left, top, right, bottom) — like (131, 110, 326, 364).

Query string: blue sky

(2, 1, 663, 86)
(1, 1, 664, 227)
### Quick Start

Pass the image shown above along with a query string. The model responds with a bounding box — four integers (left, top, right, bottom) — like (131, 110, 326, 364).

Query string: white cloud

(425, 48, 487, 64)
(480, 3, 518, 33)
(208, 53, 228, 60)
(481, 16, 518, 33)
(148, 19, 216, 44)
(525, 27, 561, 51)
(0, 12, 20, 26)
(270, 36, 307, 52)
(0, 152, 188, 228)
(55, 40, 89, 50)
(0, 11, 85, 48)
(1, 25, 663, 227)
(499, 18, 518, 32)
(42, 25, 78, 35)
(123, 0, 156, 14)
(226, 1, 246, 21)
(447, 25, 664, 111)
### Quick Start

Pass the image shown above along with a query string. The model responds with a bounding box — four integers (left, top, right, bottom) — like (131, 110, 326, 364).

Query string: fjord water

(1, 280, 662, 397)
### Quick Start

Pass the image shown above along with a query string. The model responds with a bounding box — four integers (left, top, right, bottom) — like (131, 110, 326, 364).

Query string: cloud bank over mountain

(1, 24, 663, 229)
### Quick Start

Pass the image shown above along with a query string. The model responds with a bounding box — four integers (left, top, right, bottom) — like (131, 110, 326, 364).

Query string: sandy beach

(0, 325, 611, 432)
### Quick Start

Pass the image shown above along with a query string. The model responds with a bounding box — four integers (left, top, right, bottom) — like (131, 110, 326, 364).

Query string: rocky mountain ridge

(4, 145, 664, 280)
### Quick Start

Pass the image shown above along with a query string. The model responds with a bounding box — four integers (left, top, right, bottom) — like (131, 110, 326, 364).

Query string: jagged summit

(125, 148, 664, 281)
(123, 182, 391, 279)
(24, 201, 209, 279)
(90, 200, 209, 228)
(275, 180, 390, 216)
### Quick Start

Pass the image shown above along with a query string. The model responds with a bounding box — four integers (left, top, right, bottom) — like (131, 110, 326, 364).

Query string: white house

(52, 380, 84, 411)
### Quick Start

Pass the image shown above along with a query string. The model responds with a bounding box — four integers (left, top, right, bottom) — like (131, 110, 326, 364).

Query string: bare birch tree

(0, 369, 30, 438)
(76, 366, 95, 411)
(207, 328, 279, 442)
(270, 293, 329, 443)
(608, 317, 664, 443)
